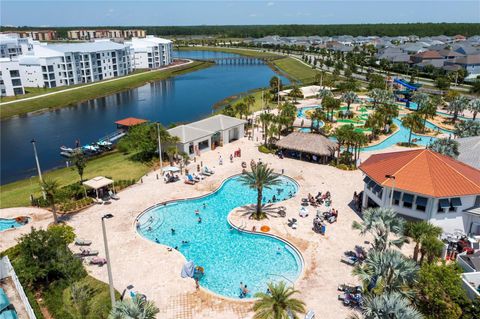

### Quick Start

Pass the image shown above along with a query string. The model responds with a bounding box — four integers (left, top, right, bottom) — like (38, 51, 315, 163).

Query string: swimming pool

(137, 175, 302, 299)
(0, 218, 23, 232)
(297, 106, 324, 133)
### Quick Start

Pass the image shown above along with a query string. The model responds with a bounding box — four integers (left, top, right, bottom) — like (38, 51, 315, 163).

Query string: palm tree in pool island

(401, 113, 423, 146)
(239, 162, 282, 220)
(253, 281, 306, 319)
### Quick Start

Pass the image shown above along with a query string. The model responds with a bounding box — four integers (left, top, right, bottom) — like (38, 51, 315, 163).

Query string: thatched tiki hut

(275, 132, 338, 164)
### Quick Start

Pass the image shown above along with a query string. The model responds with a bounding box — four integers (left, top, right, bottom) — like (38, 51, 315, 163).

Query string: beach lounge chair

(204, 166, 214, 174)
(89, 257, 107, 265)
(80, 248, 99, 256)
(304, 310, 315, 319)
(193, 172, 205, 180)
(108, 190, 119, 200)
(299, 207, 309, 217)
(184, 176, 195, 185)
(190, 174, 201, 182)
(340, 255, 357, 266)
(75, 238, 92, 246)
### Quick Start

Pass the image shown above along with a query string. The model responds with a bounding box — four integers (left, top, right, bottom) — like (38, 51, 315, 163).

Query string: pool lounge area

(137, 175, 302, 299)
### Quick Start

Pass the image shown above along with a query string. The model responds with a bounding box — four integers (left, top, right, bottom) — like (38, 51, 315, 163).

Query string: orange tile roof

(115, 117, 147, 127)
(359, 149, 480, 197)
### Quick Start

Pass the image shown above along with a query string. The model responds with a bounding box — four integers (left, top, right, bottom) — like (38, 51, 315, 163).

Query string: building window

(198, 140, 209, 150)
(415, 196, 428, 212)
(438, 198, 449, 213)
(9, 70, 20, 77)
(402, 193, 414, 209)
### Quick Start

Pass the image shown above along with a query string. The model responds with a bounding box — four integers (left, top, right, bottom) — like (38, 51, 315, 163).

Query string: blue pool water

(137, 175, 301, 299)
(297, 106, 324, 133)
(0, 218, 22, 232)
(363, 118, 437, 151)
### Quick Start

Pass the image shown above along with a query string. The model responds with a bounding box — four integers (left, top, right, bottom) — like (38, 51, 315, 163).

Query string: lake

(0, 51, 288, 184)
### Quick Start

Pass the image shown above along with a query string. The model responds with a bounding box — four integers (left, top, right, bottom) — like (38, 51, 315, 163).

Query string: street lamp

(156, 123, 164, 175)
(101, 213, 116, 307)
(385, 174, 396, 207)
(31, 139, 44, 183)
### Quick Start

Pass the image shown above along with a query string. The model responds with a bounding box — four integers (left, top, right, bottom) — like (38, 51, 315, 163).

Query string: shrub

(258, 145, 275, 154)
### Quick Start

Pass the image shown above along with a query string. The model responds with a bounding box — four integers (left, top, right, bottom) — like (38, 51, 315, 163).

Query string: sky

(1, 0, 479, 27)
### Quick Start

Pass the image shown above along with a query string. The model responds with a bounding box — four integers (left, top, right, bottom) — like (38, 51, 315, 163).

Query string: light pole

(385, 174, 396, 207)
(31, 139, 43, 183)
(156, 123, 163, 175)
(101, 213, 116, 307)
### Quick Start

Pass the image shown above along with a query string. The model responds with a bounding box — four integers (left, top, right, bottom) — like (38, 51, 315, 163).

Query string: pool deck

(0, 132, 415, 318)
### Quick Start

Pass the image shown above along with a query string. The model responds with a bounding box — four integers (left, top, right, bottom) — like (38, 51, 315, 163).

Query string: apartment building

(18, 39, 133, 89)
(0, 58, 25, 96)
(126, 35, 173, 69)
(0, 34, 34, 59)
(15, 30, 57, 41)
(67, 29, 146, 40)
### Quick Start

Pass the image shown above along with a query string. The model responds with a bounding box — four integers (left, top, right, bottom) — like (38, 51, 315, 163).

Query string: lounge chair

(304, 310, 315, 319)
(299, 207, 309, 217)
(184, 176, 195, 185)
(75, 238, 92, 246)
(340, 255, 357, 266)
(80, 248, 99, 256)
(89, 256, 107, 265)
(193, 172, 205, 180)
(204, 166, 215, 174)
(108, 190, 119, 200)
(190, 174, 201, 182)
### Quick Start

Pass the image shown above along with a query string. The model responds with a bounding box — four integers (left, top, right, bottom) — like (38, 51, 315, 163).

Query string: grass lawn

(0, 61, 212, 120)
(271, 57, 320, 83)
(177, 46, 282, 58)
(43, 275, 121, 319)
(0, 151, 151, 208)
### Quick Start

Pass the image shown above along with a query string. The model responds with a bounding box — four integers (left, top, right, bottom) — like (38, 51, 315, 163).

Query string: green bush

(258, 145, 275, 154)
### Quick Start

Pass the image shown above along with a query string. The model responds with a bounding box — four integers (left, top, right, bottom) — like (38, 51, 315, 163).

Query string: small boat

(60, 151, 74, 158)
(60, 145, 74, 153)
(97, 141, 112, 147)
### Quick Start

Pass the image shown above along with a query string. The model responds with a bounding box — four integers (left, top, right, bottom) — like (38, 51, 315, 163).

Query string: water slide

(394, 78, 421, 91)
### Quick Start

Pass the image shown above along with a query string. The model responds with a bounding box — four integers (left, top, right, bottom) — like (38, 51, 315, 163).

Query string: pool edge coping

(133, 172, 305, 303)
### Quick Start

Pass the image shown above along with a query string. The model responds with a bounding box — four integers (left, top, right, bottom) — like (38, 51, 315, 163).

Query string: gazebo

(115, 117, 147, 130)
(275, 132, 338, 164)
(83, 176, 115, 199)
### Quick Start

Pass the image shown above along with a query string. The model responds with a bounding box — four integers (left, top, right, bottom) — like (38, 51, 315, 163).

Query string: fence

(0, 256, 37, 319)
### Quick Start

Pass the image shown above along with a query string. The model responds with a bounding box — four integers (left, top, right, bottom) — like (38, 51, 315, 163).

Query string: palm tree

(288, 85, 303, 103)
(454, 120, 480, 138)
(365, 111, 384, 139)
(401, 113, 423, 146)
(369, 88, 384, 109)
(245, 95, 256, 116)
(342, 91, 358, 112)
(239, 163, 282, 220)
(253, 281, 306, 319)
(413, 93, 436, 132)
(468, 98, 480, 120)
(353, 249, 418, 296)
(352, 131, 368, 167)
(322, 95, 341, 122)
(235, 102, 248, 120)
(317, 88, 333, 101)
(41, 179, 60, 224)
(376, 103, 399, 131)
(259, 113, 274, 145)
(447, 96, 469, 123)
(405, 221, 443, 262)
(352, 207, 407, 252)
(419, 236, 444, 264)
(310, 108, 326, 133)
(109, 295, 159, 319)
(70, 150, 87, 184)
(428, 138, 460, 158)
(358, 292, 423, 319)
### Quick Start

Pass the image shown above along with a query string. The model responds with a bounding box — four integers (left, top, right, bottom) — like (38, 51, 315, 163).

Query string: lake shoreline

(0, 60, 213, 121)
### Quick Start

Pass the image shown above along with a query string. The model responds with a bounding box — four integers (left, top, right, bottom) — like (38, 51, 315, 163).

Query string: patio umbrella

(181, 261, 195, 278)
(163, 166, 180, 173)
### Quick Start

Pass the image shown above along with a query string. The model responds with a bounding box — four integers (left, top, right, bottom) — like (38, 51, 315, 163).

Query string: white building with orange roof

(359, 149, 480, 235)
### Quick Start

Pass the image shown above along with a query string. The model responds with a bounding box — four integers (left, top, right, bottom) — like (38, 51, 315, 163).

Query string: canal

(0, 51, 288, 184)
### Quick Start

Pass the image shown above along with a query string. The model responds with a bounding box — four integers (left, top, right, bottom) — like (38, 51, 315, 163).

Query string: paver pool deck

(0, 132, 415, 319)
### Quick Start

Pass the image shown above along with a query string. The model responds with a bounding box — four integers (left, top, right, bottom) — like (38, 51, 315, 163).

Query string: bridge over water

(200, 56, 278, 65)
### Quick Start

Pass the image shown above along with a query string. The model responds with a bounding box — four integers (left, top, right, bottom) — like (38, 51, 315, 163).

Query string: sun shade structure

(359, 149, 480, 197)
(83, 176, 115, 199)
(275, 132, 338, 156)
(115, 117, 147, 128)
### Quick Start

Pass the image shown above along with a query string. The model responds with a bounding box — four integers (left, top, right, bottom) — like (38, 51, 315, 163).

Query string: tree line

(2, 23, 480, 38)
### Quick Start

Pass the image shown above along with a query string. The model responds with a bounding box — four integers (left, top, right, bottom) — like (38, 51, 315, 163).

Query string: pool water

(0, 218, 22, 232)
(137, 175, 301, 299)
(297, 106, 324, 133)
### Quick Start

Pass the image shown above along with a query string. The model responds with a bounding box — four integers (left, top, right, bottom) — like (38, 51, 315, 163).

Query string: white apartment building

(18, 39, 133, 89)
(126, 36, 173, 69)
(0, 58, 25, 96)
(0, 34, 33, 59)
(67, 29, 146, 40)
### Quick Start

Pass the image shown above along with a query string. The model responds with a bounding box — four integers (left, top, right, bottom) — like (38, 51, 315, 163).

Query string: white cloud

(267, 1, 274, 6)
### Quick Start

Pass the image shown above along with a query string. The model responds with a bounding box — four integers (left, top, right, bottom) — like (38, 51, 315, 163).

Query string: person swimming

(181, 240, 189, 244)
(195, 209, 200, 215)
(171, 228, 175, 235)
(203, 203, 206, 209)
(198, 217, 202, 223)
